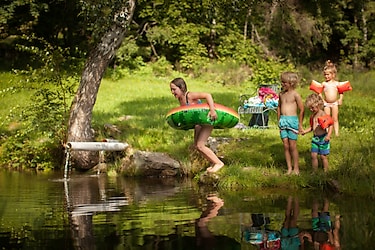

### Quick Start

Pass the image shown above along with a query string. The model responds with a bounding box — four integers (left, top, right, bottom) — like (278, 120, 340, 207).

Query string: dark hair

(313, 231, 328, 243)
(171, 77, 187, 93)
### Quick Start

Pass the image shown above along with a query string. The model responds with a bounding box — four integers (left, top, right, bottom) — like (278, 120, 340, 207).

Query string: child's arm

(333, 215, 341, 248)
(296, 93, 305, 132)
(299, 231, 313, 249)
(277, 94, 281, 121)
(302, 126, 312, 135)
(302, 115, 313, 135)
(325, 124, 333, 141)
(202, 93, 217, 120)
(318, 85, 327, 105)
(189, 92, 218, 120)
(337, 93, 344, 105)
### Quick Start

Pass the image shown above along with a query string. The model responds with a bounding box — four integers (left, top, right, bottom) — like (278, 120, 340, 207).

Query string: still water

(0, 170, 374, 250)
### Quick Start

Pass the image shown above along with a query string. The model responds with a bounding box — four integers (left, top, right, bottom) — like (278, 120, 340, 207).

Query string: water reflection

(299, 198, 341, 250)
(281, 196, 300, 250)
(196, 194, 224, 249)
(242, 212, 281, 249)
(0, 171, 374, 249)
(64, 175, 128, 250)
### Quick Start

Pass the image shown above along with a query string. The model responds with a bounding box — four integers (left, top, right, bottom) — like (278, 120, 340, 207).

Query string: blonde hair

(280, 72, 299, 89)
(305, 93, 324, 109)
(323, 60, 337, 77)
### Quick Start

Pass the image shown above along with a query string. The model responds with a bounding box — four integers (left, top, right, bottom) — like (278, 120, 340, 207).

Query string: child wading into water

(302, 93, 333, 172)
(321, 60, 343, 136)
(277, 72, 304, 175)
(169, 77, 224, 173)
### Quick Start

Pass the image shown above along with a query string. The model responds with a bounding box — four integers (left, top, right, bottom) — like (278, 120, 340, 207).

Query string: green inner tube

(166, 103, 239, 130)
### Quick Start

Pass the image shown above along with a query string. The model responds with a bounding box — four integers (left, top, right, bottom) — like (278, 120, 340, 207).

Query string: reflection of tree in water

(70, 214, 94, 250)
(65, 175, 126, 250)
(64, 176, 241, 249)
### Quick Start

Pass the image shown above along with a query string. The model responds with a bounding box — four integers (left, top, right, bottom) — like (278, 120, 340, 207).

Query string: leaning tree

(67, 0, 136, 169)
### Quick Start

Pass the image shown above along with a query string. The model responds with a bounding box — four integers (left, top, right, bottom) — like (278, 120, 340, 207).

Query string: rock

(121, 150, 181, 177)
(207, 137, 233, 154)
(104, 123, 122, 138)
(91, 163, 108, 174)
(104, 123, 121, 134)
(326, 179, 341, 193)
(199, 172, 220, 185)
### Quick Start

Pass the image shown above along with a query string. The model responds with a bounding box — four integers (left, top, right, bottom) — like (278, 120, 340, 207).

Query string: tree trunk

(353, 15, 359, 69)
(361, 5, 368, 67)
(244, 4, 252, 41)
(67, 0, 136, 170)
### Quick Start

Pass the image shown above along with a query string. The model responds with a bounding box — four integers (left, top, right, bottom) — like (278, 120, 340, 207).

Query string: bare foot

(286, 170, 292, 175)
(207, 163, 224, 173)
(293, 171, 300, 175)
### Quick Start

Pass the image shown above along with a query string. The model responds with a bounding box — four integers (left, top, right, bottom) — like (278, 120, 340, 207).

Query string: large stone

(206, 137, 233, 154)
(121, 150, 181, 177)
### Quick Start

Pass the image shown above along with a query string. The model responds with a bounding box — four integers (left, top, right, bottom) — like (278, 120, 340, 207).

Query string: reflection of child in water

(281, 196, 301, 250)
(195, 195, 224, 249)
(300, 198, 341, 250)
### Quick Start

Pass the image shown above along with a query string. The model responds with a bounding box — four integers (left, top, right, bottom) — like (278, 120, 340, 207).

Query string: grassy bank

(1, 68, 375, 197)
(91, 69, 375, 197)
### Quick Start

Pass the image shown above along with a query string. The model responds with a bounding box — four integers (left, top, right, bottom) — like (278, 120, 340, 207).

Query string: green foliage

(0, 37, 78, 169)
(198, 60, 252, 86)
(150, 56, 173, 77)
(217, 36, 258, 64)
(170, 23, 210, 72)
(79, 0, 130, 43)
(114, 36, 146, 70)
(2, 0, 375, 73)
(251, 59, 295, 86)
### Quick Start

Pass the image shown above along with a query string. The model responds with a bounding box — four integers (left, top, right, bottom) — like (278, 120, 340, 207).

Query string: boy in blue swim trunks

(277, 72, 305, 175)
(302, 93, 333, 172)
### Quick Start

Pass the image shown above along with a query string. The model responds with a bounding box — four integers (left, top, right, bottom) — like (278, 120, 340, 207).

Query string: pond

(0, 170, 373, 249)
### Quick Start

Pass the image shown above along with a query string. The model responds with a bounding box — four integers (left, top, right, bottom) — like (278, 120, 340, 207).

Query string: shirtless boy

(277, 72, 304, 175)
(302, 93, 333, 172)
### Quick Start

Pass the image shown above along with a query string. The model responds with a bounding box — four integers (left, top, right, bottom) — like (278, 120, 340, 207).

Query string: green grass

(1, 68, 375, 197)
(94, 69, 375, 197)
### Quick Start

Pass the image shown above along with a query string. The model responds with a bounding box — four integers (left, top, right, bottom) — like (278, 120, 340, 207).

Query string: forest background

(1, 0, 375, 196)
